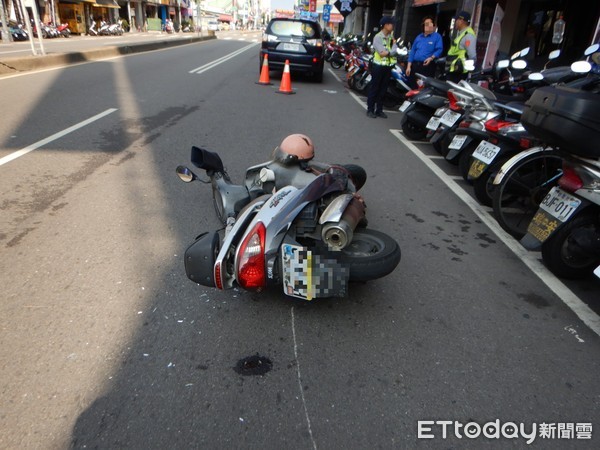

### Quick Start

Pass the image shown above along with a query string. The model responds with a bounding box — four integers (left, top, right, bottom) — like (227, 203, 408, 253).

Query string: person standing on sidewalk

(445, 11, 476, 83)
(367, 16, 397, 119)
(406, 16, 443, 88)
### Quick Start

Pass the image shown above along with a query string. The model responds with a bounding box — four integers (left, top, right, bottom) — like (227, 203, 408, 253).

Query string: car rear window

(268, 20, 319, 39)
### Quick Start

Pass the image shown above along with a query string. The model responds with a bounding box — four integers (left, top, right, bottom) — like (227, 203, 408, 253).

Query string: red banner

(309, 0, 317, 12)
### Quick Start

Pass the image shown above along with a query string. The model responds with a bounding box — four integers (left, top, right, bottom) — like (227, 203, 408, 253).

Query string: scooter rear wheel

(339, 229, 401, 282)
(401, 119, 427, 141)
(541, 212, 600, 279)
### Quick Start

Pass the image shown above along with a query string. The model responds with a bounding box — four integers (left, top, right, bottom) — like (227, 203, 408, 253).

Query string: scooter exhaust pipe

(321, 197, 365, 250)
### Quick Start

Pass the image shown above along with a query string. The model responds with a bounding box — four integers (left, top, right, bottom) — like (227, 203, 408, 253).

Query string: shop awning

(219, 14, 233, 22)
(93, 0, 120, 8)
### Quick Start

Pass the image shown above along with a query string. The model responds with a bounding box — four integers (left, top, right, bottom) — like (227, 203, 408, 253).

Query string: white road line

(389, 129, 600, 337)
(0, 108, 118, 167)
(290, 307, 317, 450)
(189, 43, 257, 74)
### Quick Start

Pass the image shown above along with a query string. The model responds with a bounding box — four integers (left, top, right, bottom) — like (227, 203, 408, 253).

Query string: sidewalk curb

(0, 35, 216, 75)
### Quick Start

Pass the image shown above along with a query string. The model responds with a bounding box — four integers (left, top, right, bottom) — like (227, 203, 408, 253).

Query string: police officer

(367, 16, 397, 119)
(445, 11, 477, 83)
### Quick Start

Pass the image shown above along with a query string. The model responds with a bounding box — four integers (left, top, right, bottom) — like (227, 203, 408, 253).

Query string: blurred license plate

(448, 134, 468, 150)
(283, 43, 301, 51)
(426, 117, 441, 131)
(538, 187, 581, 222)
(440, 110, 462, 127)
(399, 100, 411, 112)
(365, 74, 372, 83)
(472, 140, 500, 164)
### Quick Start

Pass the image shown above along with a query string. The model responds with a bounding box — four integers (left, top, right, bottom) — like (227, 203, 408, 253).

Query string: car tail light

(484, 119, 514, 133)
(214, 261, 223, 290)
(237, 222, 266, 290)
(559, 164, 584, 193)
(447, 91, 460, 111)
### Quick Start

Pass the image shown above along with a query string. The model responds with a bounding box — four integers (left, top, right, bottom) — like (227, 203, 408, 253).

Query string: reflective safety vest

(373, 32, 397, 67)
(446, 26, 475, 73)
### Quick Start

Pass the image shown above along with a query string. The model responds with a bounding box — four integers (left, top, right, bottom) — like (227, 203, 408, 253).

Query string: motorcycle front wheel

(339, 229, 401, 282)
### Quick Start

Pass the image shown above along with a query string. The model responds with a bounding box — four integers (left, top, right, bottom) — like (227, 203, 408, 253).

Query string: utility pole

(28, 0, 46, 55)
(0, 0, 12, 43)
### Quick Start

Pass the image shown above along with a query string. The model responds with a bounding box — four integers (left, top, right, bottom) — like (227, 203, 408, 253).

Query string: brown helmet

(272, 134, 315, 165)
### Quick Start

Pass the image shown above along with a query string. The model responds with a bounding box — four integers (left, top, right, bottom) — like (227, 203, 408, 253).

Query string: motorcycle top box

(521, 84, 600, 158)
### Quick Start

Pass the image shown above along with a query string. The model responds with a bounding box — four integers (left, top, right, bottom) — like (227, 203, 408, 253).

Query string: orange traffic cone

(256, 54, 272, 85)
(277, 60, 296, 95)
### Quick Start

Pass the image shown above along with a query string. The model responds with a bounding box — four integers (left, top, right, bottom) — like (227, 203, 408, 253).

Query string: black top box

(521, 84, 600, 158)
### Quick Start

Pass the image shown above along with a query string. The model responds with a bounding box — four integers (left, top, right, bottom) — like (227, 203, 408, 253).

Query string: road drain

(234, 354, 273, 376)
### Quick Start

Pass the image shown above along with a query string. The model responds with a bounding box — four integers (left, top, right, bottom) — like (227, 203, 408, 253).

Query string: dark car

(260, 18, 325, 82)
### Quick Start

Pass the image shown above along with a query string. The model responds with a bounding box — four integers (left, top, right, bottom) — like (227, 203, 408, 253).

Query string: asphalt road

(0, 32, 599, 449)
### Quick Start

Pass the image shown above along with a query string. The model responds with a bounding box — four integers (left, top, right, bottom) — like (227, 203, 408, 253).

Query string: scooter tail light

(558, 164, 584, 193)
(447, 91, 460, 111)
(519, 137, 531, 149)
(484, 119, 514, 133)
(237, 222, 266, 290)
(406, 89, 420, 98)
(214, 262, 223, 290)
(459, 121, 471, 128)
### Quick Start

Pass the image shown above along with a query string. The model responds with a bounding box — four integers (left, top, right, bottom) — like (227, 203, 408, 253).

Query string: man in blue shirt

(406, 16, 443, 88)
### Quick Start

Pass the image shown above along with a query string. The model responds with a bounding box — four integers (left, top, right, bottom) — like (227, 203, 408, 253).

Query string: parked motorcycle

(491, 57, 600, 239)
(176, 135, 401, 299)
(518, 60, 600, 278)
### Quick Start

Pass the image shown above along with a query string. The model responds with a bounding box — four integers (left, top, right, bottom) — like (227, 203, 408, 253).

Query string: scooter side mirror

(584, 43, 600, 56)
(571, 60, 592, 73)
(512, 60, 527, 70)
(176, 165, 197, 182)
(548, 49, 561, 60)
(528, 72, 544, 81)
(496, 60, 509, 69)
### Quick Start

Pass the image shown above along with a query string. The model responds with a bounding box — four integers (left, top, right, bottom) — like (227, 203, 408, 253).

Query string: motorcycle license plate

(538, 187, 581, 222)
(426, 117, 441, 131)
(434, 107, 447, 118)
(399, 100, 411, 112)
(448, 134, 468, 150)
(472, 140, 501, 165)
(440, 110, 462, 127)
(526, 188, 581, 244)
(281, 244, 348, 300)
(594, 265, 600, 278)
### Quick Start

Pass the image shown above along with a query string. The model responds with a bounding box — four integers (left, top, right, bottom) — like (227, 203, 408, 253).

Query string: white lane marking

(0, 108, 118, 167)
(291, 307, 317, 450)
(189, 43, 257, 74)
(389, 129, 600, 337)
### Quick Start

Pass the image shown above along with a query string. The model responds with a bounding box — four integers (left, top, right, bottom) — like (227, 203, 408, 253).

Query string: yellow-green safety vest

(373, 33, 397, 67)
(446, 27, 475, 73)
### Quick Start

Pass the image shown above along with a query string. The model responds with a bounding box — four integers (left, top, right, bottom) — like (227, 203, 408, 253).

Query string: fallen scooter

(176, 135, 401, 299)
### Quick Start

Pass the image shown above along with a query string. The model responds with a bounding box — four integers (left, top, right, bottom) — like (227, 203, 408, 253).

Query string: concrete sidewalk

(0, 32, 216, 76)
